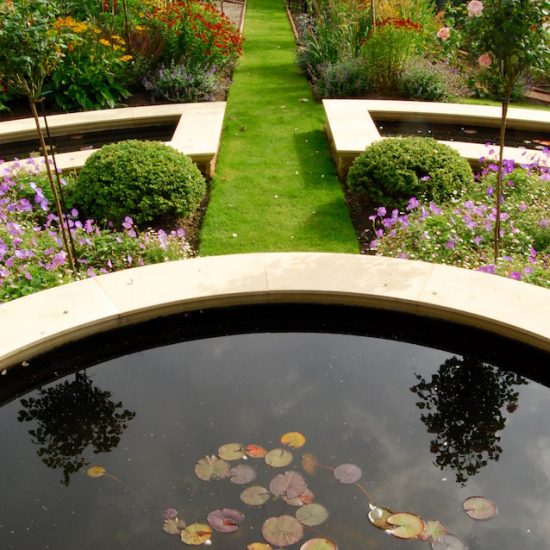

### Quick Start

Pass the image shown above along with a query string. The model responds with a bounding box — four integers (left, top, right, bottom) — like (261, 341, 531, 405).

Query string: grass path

(199, 0, 358, 255)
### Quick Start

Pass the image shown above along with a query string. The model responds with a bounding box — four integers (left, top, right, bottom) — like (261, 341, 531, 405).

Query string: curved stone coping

(0, 253, 548, 370)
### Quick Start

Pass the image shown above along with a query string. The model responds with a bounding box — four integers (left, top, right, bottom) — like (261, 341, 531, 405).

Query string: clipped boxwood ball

(347, 137, 473, 209)
(75, 140, 206, 225)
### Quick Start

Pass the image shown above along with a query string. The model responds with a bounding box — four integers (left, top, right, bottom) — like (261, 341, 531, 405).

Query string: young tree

(0, 0, 76, 272)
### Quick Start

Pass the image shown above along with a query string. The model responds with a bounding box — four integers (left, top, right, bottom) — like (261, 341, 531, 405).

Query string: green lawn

(199, 0, 358, 255)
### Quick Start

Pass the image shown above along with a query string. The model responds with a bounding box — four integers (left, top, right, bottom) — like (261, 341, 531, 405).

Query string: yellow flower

(99, 38, 111, 47)
(135, 25, 145, 32)
(120, 55, 133, 62)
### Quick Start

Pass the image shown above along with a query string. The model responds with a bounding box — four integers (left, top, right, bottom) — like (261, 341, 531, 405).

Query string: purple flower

(486, 186, 494, 196)
(445, 240, 456, 249)
(370, 240, 379, 249)
(429, 202, 442, 215)
(518, 202, 527, 212)
(376, 207, 387, 217)
(478, 264, 496, 274)
(540, 219, 549, 229)
(473, 235, 483, 245)
(508, 271, 522, 280)
(406, 197, 420, 211)
(420, 175, 431, 181)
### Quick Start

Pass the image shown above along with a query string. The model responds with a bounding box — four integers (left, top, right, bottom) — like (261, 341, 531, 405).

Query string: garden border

(0, 252, 548, 371)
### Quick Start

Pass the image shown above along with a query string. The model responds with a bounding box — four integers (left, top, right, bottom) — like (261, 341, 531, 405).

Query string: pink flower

(467, 0, 484, 17)
(478, 53, 492, 68)
(437, 27, 451, 41)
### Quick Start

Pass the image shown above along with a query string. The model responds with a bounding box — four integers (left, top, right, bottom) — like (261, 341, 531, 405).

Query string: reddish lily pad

(195, 455, 230, 481)
(368, 505, 394, 530)
(386, 512, 425, 540)
(246, 444, 268, 458)
(420, 520, 448, 541)
(296, 503, 329, 527)
(229, 464, 257, 485)
(283, 488, 314, 506)
(180, 523, 212, 545)
(162, 507, 178, 521)
(218, 443, 245, 461)
(269, 471, 307, 499)
(463, 496, 497, 520)
(241, 486, 271, 506)
(300, 538, 338, 550)
(207, 508, 244, 534)
(281, 432, 306, 449)
(87, 465, 106, 478)
(301, 453, 319, 475)
(262, 515, 304, 547)
(334, 463, 362, 484)
(265, 448, 293, 468)
(162, 518, 186, 535)
(431, 534, 469, 550)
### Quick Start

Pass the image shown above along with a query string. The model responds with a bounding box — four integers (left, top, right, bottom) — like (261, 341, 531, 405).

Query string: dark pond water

(0, 305, 548, 550)
(376, 120, 550, 151)
(1, 123, 178, 162)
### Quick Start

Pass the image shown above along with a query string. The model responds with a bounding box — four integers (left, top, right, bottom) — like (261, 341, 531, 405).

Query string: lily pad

(218, 443, 245, 461)
(248, 544, 272, 550)
(262, 515, 304, 547)
(181, 523, 212, 545)
(281, 432, 306, 449)
(301, 453, 319, 475)
(229, 464, 257, 485)
(265, 448, 293, 468)
(300, 538, 338, 550)
(334, 463, 362, 484)
(246, 444, 268, 458)
(207, 508, 244, 534)
(195, 455, 230, 481)
(431, 534, 469, 550)
(162, 518, 186, 535)
(296, 503, 329, 527)
(463, 496, 497, 520)
(270, 471, 307, 499)
(284, 488, 314, 506)
(241, 486, 271, 506)
(368, 505, 394, 530)
(386, 512, 425, 540)
(420, 520, 448, 541)
(162, 507, 178, 521)
(87, 465, 106, 478)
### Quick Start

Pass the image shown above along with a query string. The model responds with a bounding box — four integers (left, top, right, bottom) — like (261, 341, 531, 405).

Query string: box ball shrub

(347, 137, 473, 209)
(75, 140, 206, 225)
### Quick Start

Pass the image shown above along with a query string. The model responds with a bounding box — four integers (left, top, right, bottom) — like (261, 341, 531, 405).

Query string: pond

(0, 305, 548, 549)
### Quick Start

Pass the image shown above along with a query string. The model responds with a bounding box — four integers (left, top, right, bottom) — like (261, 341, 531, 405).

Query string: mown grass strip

(199, 0, 358, 255)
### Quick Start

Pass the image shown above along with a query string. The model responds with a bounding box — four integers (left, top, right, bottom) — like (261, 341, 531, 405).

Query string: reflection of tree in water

(18, 372, 135, 486)
(411, 355, 527, 485)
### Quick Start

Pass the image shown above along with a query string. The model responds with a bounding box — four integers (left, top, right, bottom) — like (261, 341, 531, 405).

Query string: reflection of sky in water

(0, 332, 548, 549)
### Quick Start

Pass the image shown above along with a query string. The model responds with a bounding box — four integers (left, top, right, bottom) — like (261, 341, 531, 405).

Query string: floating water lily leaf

(229, 464, 257, 485)
(162, 518, 186, 535)
(241, 486, 271, 506)
(296, 503, 329, 527)
(420, 520, 448, 541)
(281, 432, 306, 449)
(218, 443, 245, 461)
(163, 507, 178, 521)
(262, 515, 304, 547)
(386, 513, 425, 540)
(195, 455, 230, 481)
(300, 538, 338, 550)
(180, 523, 212, 545)
(368, 505, 394, 530)
(248, 544, 272, 550)
(463, 496, 497, 520)
(269, 471, 307, 499)
(265, 449, 293, 468)
(284, 488, 314, 506)
(207, 508, 244, 534)
(431, 534, 468, 550)
(246, 444, 268, 458)
(87, 465, 106, 478)
(334, 463, 362, 484)
(301, 453, 319, 475)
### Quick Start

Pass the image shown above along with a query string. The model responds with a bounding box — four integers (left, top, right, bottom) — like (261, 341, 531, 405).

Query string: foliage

(347, 137, 473, 209)
(368, 155, 550, 287)
(0, 160, 193, 302)
(75, 140, 206, 226)
(143, 62, 228, 102)
(312, 57, 373, 98)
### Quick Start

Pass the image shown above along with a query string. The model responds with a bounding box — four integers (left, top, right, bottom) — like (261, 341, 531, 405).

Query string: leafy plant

(312, 57, 373, 98)
(347, 137, 473, 209)
(75, 140, 206, 226)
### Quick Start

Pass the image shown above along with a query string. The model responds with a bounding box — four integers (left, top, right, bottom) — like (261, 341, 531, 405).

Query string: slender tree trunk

(370, 0, 376, 26)
(28, 97, 77, 274)
(493, 97, 509, 262)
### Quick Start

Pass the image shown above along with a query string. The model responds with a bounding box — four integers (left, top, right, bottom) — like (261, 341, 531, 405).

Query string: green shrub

(347, 137, 473, 208)
(313, 57, 373, 98)
(75, 140, 206, 225)
(398, 58, 450, 101)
